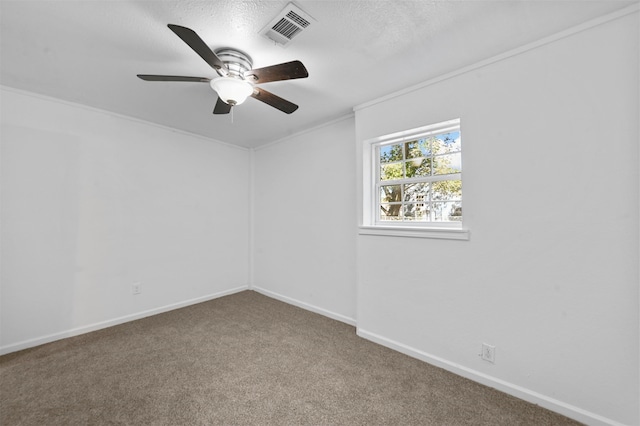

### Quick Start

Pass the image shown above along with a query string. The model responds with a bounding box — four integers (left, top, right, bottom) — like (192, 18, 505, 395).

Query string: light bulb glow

(210, 77, 253, 106)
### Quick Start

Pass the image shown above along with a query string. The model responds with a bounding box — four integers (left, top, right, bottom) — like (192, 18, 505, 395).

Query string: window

(361, 119, 467, 239)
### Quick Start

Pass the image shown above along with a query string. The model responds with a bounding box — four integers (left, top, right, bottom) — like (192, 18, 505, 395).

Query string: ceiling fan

(137, 24, 309, 114)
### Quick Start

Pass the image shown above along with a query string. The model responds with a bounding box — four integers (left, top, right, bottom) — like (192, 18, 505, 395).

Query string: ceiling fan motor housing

(214, 48, 253, 78)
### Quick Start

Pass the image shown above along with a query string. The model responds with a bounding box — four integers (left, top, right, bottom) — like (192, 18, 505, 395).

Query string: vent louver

(260, 3, 315, 47)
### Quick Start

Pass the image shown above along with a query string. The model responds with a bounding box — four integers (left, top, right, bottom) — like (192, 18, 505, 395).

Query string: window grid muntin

(374, 125, 461, 225)
(377, 175, 462, 222)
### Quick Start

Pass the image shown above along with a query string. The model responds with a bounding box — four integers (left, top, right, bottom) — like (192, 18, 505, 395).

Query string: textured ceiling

(1, 0, 634, 148)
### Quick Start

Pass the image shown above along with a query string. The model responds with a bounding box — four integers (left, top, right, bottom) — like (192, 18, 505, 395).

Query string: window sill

(358, 225, 470, 240)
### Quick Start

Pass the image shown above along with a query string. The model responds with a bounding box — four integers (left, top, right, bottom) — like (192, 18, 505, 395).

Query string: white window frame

(360, 118, 469, 240)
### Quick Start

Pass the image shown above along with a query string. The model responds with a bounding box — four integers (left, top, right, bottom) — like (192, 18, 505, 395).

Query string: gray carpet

(0, 290, 582, 425)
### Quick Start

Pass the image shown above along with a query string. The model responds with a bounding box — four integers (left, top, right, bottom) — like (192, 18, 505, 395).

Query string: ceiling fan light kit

(210, 77, 253, 106)
(136, 24, 309, 115)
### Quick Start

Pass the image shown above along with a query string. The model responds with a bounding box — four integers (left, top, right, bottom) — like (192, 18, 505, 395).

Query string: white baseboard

(2, 286, 626, 426)
(357, 328, 626, 426)
(0, 285, 249, 356)
(252, 286, 357, 327)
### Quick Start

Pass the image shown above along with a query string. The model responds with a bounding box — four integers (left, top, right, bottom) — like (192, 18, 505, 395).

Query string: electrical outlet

(481, 343, 495, 363)
(131, 282, 141, 295)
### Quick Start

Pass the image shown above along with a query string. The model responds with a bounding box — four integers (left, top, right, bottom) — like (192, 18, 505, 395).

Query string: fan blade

(167, 24, 227, 72)
(213, 97, 232, 114)
(244, 60, 308, 84)
(137, 75, 210, 82)
(251, 87, 299, 114)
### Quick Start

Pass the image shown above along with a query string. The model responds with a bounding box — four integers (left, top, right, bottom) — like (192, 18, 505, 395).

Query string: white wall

(355, 11, 638, 426)
(252, 117, 357, 324)
(1, 7, 637, 426)
(1, 88, 250, 354)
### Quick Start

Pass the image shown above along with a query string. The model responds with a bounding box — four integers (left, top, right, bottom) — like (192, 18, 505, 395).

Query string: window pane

(405, 158, 431, 178)
(431, 201, 462, 222)
(432, 131, 461, 155)
(380, 185, 402, 203)
(405, 139, 430, 159)
(380, 163, 403, 181)
(403, 182, 429, 202)
(433, 153, 461, 175)
(447, 202, 463, 221)
(431, 179, 462, 200)
(380, 144, 402, 163)
(403, 203, 429, 221)
(380, 204, 402, 220)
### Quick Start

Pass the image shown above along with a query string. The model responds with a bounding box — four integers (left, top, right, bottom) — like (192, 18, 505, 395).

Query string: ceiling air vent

(260, 3, 315, 47)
